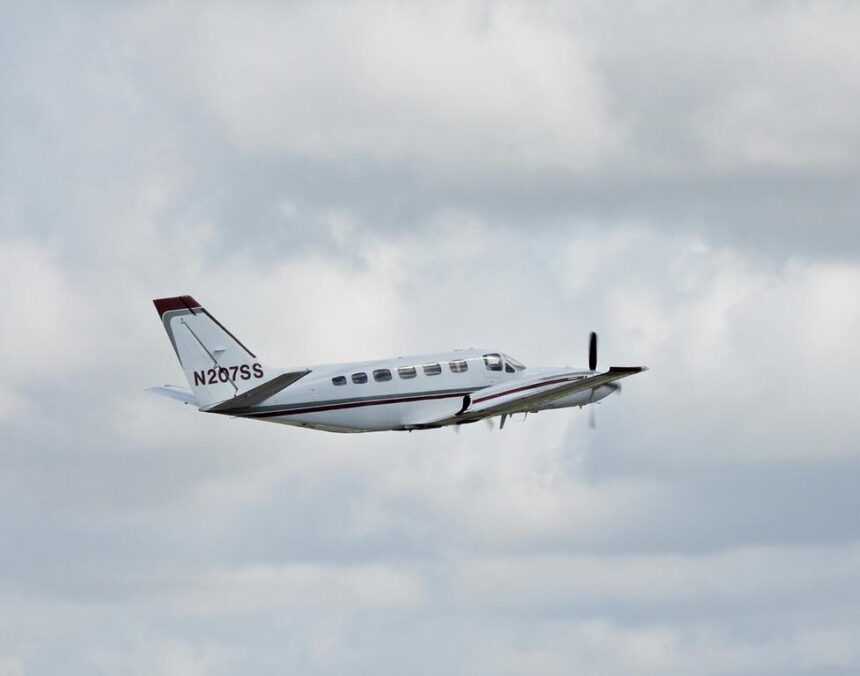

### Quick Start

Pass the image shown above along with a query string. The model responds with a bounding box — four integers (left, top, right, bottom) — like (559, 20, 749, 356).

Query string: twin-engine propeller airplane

(149, 296, 647, 433)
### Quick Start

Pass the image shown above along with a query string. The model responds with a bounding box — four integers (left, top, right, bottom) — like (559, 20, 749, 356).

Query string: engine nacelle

(542, 383, 617, 410)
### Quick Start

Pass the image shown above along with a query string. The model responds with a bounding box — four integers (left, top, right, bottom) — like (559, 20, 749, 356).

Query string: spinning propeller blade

(589, 331, 598, 371)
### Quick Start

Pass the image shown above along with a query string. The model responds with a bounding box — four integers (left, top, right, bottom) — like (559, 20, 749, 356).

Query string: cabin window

(332, 375, 347, 386)
(373, 368, 392, 382)
(398, 366, 417, 379)
(449, 359, 468, 373)
(351, 372, 368, 384)
(483, 353, 503, 371)
(423, 363, 442, 376)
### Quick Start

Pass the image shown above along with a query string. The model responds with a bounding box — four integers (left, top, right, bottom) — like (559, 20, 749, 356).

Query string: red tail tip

(153, 295, 201, 318)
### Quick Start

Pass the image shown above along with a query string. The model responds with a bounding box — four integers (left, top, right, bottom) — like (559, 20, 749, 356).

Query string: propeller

(589, 331, 598, 371)
(584, 331, 624, 430)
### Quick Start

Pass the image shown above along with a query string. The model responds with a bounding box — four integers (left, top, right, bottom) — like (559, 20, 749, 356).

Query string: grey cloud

(5, 2, 860, 263)
(3, 1, 860, 675)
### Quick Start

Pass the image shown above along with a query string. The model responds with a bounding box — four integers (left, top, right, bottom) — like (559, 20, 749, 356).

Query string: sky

(2, 1, 860, 674)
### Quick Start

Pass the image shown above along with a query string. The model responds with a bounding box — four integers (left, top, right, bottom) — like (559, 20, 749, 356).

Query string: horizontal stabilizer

(204, 370, 311, 413)
(147, 385, 199, 406)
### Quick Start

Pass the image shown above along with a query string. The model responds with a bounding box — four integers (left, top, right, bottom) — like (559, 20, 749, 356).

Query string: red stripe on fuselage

(471, 376, 576, 404)
(242, 390, 473, 419)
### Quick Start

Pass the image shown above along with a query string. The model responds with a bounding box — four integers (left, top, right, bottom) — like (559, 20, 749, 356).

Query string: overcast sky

(2, 1, 860, 674)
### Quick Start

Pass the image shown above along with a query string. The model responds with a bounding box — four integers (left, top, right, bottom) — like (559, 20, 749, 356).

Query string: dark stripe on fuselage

(471, 376, 579, 404)
(234, 387, 478, 419)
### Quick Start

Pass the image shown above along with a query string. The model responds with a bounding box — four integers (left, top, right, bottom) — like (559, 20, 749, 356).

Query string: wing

(411, 366, 647, 428)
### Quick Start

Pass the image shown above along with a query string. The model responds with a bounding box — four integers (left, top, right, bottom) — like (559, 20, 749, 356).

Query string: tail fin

(153, 295, 270, 408)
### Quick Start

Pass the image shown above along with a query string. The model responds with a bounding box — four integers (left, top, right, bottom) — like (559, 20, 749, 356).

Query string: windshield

(503, 354, 526, 371)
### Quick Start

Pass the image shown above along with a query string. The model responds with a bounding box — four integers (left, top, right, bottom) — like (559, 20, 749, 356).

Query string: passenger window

(423, 363, 442, 376)
(398, 366, 417, 379)
(483, 353, 503, 371)
(332, 375, 347, 386)
(373, 368, 392, 382)
(351, 372, 368, 384)
(505, 364, 515, 374)
(449, 359, 468, 373)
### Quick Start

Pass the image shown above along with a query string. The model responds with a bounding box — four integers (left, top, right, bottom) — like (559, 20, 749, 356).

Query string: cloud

(3, 218, 860, 674)
(0, 241, 98, 381)
(179, 563, 427, 614)
(186, 2, 622, 174)
(3, 1, 860, 674)
(175, 1, 860, 177)
(0, 659, 23, 676)
(90, 636, 232, 676)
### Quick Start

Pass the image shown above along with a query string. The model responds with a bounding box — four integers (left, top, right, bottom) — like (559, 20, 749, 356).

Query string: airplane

(149, 295, 647, 433)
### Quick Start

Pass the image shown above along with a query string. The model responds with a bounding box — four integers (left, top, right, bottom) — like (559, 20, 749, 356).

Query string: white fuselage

(221, 349, 614, 433)
(151, 296, 643, 434)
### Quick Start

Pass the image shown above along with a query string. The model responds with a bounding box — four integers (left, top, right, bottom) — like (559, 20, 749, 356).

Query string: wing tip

(608, 365, 648, 374)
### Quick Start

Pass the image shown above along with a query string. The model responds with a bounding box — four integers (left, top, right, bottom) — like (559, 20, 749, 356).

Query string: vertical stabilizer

(153, 296, 270, 408)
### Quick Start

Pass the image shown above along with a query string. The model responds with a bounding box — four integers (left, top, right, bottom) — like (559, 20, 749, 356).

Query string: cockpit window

(503, 354, 526, 371)
(505, 363, 515, 373)
(483, 353, 503, 372)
